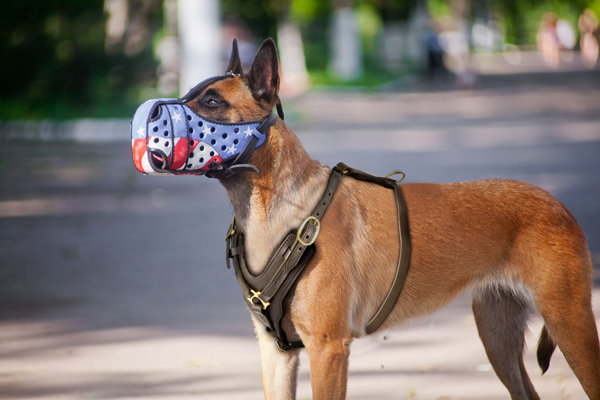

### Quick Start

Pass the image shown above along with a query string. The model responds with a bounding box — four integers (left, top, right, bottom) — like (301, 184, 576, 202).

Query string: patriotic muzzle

(131, 77, 275, 178)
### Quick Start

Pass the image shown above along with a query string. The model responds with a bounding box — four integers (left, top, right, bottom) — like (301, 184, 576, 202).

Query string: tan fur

(192, 40, 600, 400)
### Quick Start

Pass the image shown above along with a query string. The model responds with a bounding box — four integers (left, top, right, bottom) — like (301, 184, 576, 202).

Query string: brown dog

(178, 39, 600, 399)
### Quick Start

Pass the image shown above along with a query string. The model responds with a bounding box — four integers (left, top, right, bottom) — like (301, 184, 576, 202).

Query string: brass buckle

(247, 289, 270, 310)
(276, 340, 288, 352)
(297, 216, 320, 246)
(385, 171, 406, 183)
(225, 217, 236, 241)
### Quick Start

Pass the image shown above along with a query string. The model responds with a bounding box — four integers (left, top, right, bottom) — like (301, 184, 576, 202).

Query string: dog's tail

(537, 325, 557, 374)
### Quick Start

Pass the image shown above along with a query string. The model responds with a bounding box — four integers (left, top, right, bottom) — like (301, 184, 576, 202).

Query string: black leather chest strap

(226, 165, 344, 351)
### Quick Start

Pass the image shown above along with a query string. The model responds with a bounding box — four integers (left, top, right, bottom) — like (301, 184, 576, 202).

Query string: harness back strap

(336, 163, 412, 334)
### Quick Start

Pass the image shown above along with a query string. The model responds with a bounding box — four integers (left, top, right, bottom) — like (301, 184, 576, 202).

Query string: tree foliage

(0, 0, 160, 119)
(1, 0, 598, 119)
(493, 0, 589, 44)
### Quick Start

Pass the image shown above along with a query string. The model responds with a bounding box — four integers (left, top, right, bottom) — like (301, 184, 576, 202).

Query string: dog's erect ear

(226, 38, 244, 75)
(248, 38, 280, 105)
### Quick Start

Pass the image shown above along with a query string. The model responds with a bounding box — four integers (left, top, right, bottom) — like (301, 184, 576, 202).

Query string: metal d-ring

(385, 171, 406, 183)
(297, 216, 320, 246)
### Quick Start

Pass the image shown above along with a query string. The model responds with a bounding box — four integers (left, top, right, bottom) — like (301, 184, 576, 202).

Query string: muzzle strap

(205, 134, 261, 178)
(275, 97, 285, 121)
(204, 111, 276, 178)
(179, 74, 233, 103)
(257, 112, 276, 134)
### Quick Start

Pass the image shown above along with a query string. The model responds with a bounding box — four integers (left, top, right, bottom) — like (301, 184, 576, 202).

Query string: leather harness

(225, 163, 411, 351)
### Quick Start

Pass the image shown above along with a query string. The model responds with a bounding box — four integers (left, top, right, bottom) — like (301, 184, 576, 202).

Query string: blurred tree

(105, 0, 161, 55)
(221, 0, 321, 91)
(4, 0, 597, 120)
(494, 0, 585, 45)
(287, 0, 332, 72)
(330, 0, 363, 80)
(155, 0, 179, 95)
(221, 0, 279, 40)
(276, 1, 311, 95)
(178, 0, 221, 94)
(0, 0, 161, 119)
(425, 0, 592, 46)
(369, 0, 419, 22)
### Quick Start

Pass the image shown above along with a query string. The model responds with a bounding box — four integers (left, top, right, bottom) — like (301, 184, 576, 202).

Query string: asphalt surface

(0, 68, 599, 399)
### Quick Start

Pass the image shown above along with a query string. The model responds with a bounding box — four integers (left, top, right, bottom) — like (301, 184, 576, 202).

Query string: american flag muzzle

(131, 98, 267, 176)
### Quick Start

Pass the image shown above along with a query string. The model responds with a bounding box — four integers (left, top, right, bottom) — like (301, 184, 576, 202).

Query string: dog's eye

(203, 98, 220, 107)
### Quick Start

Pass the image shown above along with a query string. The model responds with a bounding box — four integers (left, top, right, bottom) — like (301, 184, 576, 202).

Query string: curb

(0, 119, 131, 142)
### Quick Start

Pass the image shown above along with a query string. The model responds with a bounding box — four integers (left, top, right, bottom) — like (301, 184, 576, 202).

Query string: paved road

(0, 70, 599, 399)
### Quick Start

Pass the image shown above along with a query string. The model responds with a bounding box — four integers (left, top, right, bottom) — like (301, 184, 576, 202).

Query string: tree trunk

(278, 20, 310, 96)
(329, 4, 363, 81)
(177, 0, 221, 94)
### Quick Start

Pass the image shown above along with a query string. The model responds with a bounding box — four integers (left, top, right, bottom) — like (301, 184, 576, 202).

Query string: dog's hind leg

(532, 262, 600, 400)
(514, 220, 600, 399)
(253, 317, 300, 400)
(537, 303, 600, 399)
(472, 286, 540, 400)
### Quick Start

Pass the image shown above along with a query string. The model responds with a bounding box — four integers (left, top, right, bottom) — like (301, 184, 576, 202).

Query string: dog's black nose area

(150, 150, 168, 170)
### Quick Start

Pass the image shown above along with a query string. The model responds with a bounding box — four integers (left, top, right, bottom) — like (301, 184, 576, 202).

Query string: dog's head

(131, 39, 281, 178)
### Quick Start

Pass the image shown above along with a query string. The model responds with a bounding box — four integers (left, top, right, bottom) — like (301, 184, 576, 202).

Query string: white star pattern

(172, 111, 182, 123)
(226, 144, 237, 155)
(202, 125, 212, 136)
(244, 126, 254, 138)
(136, 126, 145, 137)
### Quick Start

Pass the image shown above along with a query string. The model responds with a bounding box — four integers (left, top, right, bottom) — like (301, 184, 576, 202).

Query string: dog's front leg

(252, 316, 300, 400)
(304, 334, 353, 400)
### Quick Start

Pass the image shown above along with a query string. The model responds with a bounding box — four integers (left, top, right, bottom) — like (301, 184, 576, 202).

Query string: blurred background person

(538, 12, 560, 68)
(579, 8, 599, 68)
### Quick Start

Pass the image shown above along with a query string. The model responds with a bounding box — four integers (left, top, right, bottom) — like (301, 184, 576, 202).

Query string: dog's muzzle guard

(131, 75, 275, 178)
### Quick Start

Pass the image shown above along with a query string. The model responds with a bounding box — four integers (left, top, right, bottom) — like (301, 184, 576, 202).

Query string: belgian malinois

(131, 39, 600, 399)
